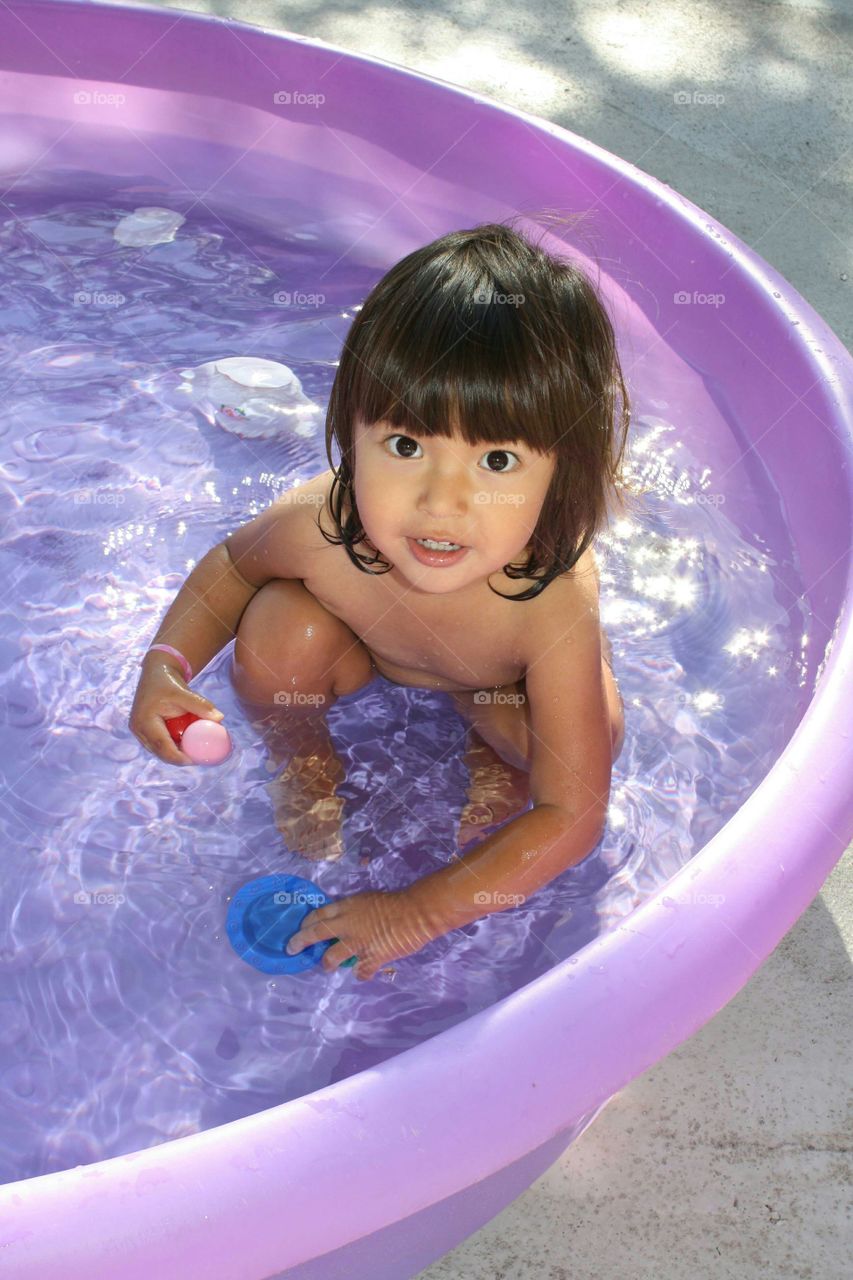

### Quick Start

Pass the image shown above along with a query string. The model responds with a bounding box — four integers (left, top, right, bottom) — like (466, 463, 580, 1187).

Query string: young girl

(130, 219, 635, 981)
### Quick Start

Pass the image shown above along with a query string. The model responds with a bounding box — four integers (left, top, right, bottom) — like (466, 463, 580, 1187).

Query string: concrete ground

(135, 1, 852, 1274)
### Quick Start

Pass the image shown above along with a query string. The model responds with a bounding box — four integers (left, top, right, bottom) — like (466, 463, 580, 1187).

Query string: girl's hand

(286, 887, 448, 982)
(129, 654, 225, 766)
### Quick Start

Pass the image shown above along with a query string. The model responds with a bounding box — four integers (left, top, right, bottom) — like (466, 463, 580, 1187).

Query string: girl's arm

(143, 490, 314, 679)
(411, 574, 613, 930)
(142, 542, 262, 681)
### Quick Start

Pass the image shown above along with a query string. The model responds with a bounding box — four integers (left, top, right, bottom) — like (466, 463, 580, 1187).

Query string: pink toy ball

(165, 712, 233, 765)
(181, 718, 232, 765)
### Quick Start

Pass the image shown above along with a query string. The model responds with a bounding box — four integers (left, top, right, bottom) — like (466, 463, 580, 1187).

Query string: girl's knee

(451, 680, 532, 772)
(232, 578, 373, 704)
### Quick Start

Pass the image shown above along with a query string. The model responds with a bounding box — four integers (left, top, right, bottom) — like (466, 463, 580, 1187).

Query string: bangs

(343, 258, 563, 455)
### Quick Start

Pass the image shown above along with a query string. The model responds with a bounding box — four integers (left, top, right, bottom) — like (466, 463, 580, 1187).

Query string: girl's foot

(456, 728, 530, 850)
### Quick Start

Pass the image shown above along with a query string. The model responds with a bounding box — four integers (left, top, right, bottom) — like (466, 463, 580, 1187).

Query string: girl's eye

(384, 434, 422, 459)
(479, 449, 520, 473)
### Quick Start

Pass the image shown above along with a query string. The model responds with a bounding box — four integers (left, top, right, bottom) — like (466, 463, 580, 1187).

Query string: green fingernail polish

(329, 937, 357, 969)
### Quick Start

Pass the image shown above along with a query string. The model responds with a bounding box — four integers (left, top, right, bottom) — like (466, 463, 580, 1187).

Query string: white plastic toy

(113, 207, 186, 247)
(177, 356, 323, 439)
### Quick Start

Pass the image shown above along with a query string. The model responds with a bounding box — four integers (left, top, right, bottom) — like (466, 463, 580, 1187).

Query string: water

(0, 172, 810, 1185)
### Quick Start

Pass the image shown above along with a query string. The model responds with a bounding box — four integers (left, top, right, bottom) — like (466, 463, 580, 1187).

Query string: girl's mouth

(406, 537, 470, 568)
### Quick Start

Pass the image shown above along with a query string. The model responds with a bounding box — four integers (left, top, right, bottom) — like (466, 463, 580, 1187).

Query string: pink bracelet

(144, 644, 194, 683)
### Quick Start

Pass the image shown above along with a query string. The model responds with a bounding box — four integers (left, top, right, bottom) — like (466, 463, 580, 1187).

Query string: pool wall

(0, 4, 851, 1278)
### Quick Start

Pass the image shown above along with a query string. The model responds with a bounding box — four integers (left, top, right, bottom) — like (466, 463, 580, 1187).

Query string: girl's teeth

(417, 538, 461, 551)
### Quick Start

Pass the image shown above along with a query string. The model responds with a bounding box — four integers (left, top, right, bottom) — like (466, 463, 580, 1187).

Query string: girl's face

(351, 416, 556, 595)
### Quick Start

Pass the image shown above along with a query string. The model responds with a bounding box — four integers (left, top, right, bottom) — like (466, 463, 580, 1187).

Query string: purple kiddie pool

(0, 2, 851, 1277)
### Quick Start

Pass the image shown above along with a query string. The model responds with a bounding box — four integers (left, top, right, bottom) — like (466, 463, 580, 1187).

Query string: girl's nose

(418, 468, 468, 517)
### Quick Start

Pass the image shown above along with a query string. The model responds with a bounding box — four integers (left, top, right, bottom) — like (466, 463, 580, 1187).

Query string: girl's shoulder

(522, 546, 601, 628)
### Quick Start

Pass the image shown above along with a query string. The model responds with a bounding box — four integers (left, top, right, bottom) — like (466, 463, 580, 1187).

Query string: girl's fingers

(157, 666, 223, 720)
(198, 704, 225, 721)
(298, 905, 338, 932)
(287, 918, 338, 955)
(187, 693, 224, 720)
(321, 939, 360, 971)
(148, 725, 191, 765)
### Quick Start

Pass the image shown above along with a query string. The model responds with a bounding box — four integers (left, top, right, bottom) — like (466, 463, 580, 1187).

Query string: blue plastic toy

(226, 873, 359, 975)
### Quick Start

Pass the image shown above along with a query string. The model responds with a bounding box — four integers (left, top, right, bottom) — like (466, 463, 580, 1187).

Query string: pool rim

(0, 3, 851, 1276)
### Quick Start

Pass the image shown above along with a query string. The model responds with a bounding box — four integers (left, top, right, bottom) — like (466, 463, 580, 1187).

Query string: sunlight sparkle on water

(692, 690, 723, 713)
(725, 627, 772, 660)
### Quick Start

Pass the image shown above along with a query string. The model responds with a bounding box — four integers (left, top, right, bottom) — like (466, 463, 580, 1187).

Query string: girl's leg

(231, 577, 375, 711)
(449, 627, 625, 771)
(230, 579, 376, 859)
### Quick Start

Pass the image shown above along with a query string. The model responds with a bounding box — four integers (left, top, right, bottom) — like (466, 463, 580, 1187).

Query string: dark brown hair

(317, 214, 639, 600)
